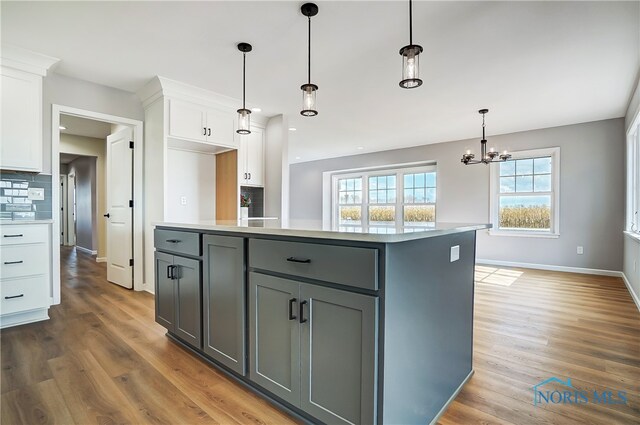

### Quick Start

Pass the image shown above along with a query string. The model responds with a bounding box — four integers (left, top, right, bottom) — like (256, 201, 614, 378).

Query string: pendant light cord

(308, 16, 312, 84)
(242, 52, 246, 109)
(409, 0, 413, 45)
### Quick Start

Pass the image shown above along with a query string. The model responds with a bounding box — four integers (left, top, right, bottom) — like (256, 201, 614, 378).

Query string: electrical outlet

(577, 246, 584, 255)
(180, 196, 187, 206)
(27, 187, 45, 200)
(450, 245, 460, 262)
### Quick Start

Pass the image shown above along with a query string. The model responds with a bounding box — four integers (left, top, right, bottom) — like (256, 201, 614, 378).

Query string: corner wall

(289, 118, 625, 272)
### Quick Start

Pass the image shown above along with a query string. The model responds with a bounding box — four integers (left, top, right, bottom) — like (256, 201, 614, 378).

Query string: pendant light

(461, 109, 512, 165)
(300, 3, 319, 116)
(399, 0, 423, 89)
(236, 42, 252, 135)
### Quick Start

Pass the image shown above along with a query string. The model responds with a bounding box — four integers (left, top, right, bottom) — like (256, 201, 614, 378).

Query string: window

(627, 119, 640, 235)
(332, 165, 436, 233)
(490, 148, 560, 237)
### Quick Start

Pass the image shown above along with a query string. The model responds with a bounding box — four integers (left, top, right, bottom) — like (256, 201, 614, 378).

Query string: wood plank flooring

(1, 247, 639, 424)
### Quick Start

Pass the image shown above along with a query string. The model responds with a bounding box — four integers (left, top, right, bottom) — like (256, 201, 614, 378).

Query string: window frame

(331, 164, 437, 233)
(489, 147, 560, 238)
(626, 116, 640, 237)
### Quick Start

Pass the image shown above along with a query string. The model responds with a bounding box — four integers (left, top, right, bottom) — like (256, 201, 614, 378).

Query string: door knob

(103, 213, 110, 218)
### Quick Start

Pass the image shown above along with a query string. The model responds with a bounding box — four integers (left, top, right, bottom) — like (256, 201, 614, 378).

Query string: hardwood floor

(2, 248, 639, 424)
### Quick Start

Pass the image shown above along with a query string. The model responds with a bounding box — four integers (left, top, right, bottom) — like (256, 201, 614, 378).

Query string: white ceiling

(60, 114, 112, 139)
(2, 1, 638, 163)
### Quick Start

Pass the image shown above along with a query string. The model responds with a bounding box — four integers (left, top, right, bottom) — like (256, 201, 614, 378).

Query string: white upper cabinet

(206, 108, 235, 147)
(168, 99, 236, 148)
(239, 126, 265, 187)
(168, 100, 207, 142)
(0, 47, 58, 173)
(1, 68, 42, 172)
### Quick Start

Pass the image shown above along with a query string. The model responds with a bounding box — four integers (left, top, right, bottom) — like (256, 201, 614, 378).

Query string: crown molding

(1, 45, 59, 76)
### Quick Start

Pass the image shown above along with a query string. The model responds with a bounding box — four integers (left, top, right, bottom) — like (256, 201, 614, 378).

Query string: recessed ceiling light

(357, 146, 364, 150)
(295, 156, 301, 160)
(59, 126, 66, 130)
(289, 127, 297, 131)
(251, 107, 262, 112)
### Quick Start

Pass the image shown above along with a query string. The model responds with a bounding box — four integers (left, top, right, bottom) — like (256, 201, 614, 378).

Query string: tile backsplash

(241, 186, 264, 218)
(0, 172, 52, 220)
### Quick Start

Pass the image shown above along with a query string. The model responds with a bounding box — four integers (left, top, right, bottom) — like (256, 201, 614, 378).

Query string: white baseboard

(95, 257, 107, 263)
(75, 245, 97, 255)
(621, 273, 640, 313)
(476, 259, 623, 277)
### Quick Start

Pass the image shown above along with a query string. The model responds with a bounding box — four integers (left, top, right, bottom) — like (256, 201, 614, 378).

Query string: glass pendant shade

(237, 108, 251, 134)
(399, 45, 423, 89)
(300, 83, 318, 117)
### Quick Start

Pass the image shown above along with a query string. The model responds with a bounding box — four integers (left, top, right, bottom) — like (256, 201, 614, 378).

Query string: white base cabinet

(0, 223, 51, 328)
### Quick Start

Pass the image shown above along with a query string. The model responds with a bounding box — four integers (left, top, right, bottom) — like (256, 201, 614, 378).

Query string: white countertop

(0, 220, 53, 225)
(155, 220, 491, 243)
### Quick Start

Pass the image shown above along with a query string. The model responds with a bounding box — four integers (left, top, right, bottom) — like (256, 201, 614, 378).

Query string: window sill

(624, 231, 640, 244)
(488, 230, 559, 239)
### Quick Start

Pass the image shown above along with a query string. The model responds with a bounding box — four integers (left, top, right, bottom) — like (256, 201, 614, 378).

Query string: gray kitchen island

(153, 220, 489, 425)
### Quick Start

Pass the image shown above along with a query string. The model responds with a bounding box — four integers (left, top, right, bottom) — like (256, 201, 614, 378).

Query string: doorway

(51, 106, 144, 299)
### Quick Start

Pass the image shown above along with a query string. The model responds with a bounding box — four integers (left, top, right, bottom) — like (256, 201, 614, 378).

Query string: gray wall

(68, 156, 97, 252)
(290, 119, 625, 271)
(624, 75, 640, 305)
(42, 72, 144, 173)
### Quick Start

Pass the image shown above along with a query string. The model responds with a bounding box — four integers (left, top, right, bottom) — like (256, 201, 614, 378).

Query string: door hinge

(129, 258, 134, 267)
(129, 200, 134, 208)
(129, 141, 134, 149)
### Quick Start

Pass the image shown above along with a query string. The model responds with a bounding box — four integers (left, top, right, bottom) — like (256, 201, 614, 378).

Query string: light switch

(27, 188, 45, 200)
(450, 245, 460, 262)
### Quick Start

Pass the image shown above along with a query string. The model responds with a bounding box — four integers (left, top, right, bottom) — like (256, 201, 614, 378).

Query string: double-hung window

(489, 148, 560, 237)
(333, 165, 436, 233)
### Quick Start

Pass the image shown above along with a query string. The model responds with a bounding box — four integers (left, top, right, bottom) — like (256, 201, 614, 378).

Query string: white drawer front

(0, 276, 49, 315)
(0, 224, 48, 245)
(0, 243, 47, 279)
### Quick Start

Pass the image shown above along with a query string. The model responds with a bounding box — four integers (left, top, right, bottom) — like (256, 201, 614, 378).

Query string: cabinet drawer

(249, 239, 378, 290)
(155, 229, 200, 256)
(0, 276, 49, 315)
(0, 243, 47, 279)
(0, 224, 48, 245)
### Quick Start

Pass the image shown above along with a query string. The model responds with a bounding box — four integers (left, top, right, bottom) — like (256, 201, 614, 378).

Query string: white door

(59, 175, 66, 244)
(106, 127, 133, 289)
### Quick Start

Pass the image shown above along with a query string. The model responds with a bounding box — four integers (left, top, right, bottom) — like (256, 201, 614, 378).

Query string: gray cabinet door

(248, 272, 300, 407)
(203, 235, 245, 375)
(173, 256, 202, 349)
(300, 284, 377, 425)
(155, 252, 175, 331)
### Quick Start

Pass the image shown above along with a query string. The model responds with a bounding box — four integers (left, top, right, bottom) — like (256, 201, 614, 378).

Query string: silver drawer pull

(3, 234, 23, 238)
(287, 257, 311, 264)
(166, 239, 181, 244)
(3, 261, 23, 265)
(4, 294, 24, 300)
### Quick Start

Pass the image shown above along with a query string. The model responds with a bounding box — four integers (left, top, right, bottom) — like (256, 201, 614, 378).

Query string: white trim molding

(621, 273, 640, 312)
(75, 246, 97, 255)
(95, 257, 107, 263)
(477, 259, 623, 277)
(52, 104, 145, 296)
